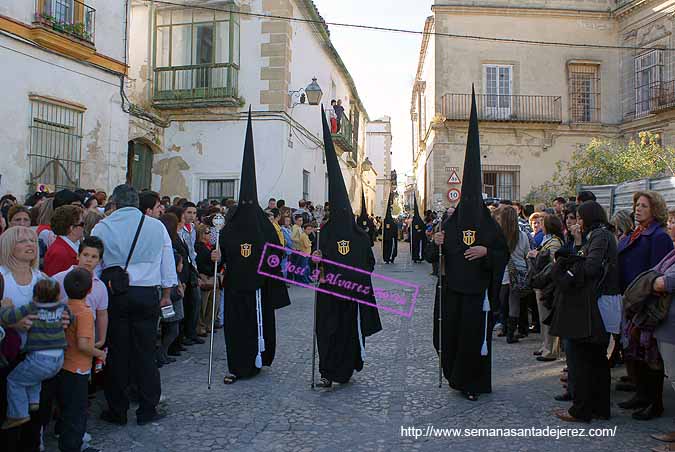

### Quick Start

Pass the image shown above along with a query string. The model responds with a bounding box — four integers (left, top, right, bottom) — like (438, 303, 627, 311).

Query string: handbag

(508, 259, 531, 293)
(101, 214, 145, 296)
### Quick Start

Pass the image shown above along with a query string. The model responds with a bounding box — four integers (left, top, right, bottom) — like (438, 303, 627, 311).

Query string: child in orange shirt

(57, 268, 106, 452)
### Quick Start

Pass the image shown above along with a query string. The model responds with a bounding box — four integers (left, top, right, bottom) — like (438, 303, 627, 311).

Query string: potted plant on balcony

(34, 13, 92, 43)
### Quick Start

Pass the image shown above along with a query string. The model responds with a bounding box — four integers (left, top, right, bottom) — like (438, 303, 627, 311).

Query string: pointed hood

(237, 106, 258, 208)
(456, 85, 488, 228)
(384, 191, 394, 222)
(412, 193, 425, 228)
(359, 187, 368, 219)
(441, 86, 507, 295)
(221, 106, 281, 292)
(322, 105, 354, 225)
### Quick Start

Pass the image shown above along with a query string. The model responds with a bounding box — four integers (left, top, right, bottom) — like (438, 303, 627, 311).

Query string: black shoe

(82, 448, 101, 452)
(137, 410, 168, 426)
(182, 338, 196, 346)
(168, 349, 181, 357)
(615, 382, 636, 392)
(463, 392, 479, 402)
(632, 404, 663, 421)
(533, 350, 543, 356)
(192, 337, 206, 345)
(100, 410, 127, 426)
(536, 356, 556, 362)
(554, 392, 572, 402)
(316, 378, 332, 388)
(618, 397, 649, 410)
(166, 357, 176, 363)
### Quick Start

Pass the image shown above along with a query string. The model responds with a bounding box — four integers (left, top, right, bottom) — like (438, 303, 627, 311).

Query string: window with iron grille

(302, 170, 310, 201)
(202, 179, 235, 203)
(635, 50, 663, 116)
(568, 64, 600, 122)
(28, 97, 83, 192)
(482, 165, 520, 201)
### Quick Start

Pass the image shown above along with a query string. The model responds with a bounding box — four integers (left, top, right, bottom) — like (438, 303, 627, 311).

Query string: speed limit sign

(447, 188, 461, 203)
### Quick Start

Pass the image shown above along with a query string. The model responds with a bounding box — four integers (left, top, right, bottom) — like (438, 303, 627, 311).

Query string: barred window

(482, 165, 520, 201)
(28, 96, 83, 192)
(635, 50, 663, 117)
(568, 64, 600, 122)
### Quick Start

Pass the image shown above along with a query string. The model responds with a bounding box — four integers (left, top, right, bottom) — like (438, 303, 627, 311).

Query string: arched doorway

(127, 140, 154, 191)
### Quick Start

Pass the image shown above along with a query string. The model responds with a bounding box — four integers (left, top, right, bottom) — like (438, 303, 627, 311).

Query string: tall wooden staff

(311, 206, 325, 389)
(436, 201, 444, 388)
(208, 213, 225, 390)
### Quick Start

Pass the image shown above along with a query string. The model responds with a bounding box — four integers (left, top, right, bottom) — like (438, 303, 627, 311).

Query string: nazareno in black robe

(382, 191, 397, 263)
(219, 108, 290, 379)
(432, 88, 508, 394)
(410, 195, 426, 262)
(316, 106, 382, 384)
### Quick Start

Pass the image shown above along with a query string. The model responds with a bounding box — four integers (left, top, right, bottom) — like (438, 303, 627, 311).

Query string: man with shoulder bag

(92, 185, 177, 426)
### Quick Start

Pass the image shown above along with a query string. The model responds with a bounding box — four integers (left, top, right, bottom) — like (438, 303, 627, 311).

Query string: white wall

(0, 35, 129, 197)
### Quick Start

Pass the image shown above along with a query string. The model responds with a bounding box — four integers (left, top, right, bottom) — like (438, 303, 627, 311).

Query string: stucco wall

(0, 35, 128, 196)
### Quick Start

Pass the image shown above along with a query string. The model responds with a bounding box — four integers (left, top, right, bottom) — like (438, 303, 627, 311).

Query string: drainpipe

(146, 1, 154, 104)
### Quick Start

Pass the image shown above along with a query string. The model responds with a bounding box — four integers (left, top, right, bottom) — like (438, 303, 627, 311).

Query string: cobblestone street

(65, 244, 675, 452)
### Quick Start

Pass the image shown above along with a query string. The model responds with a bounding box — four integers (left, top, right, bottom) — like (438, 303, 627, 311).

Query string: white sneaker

(82, 432, 92, 443)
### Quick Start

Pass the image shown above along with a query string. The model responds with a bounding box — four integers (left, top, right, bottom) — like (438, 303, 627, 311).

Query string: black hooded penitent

(219, 107, 290, 379)
(315, 105, 382, 384)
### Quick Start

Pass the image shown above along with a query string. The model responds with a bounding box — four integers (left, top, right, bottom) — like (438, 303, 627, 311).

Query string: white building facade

(366, 116, 392, 216)
(0, 0, 129, 197)
(127, 0, 376, 210)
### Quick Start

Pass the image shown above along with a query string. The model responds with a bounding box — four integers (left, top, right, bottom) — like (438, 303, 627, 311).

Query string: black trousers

(183, 284, 201, 340)
(569, 337, 610, 421)
(57, 370, 88, 452)
(105, 286, 161, 419)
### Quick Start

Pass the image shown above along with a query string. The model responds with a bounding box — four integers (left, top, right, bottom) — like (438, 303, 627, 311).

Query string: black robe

(316, 222, 382, 384)
(382, 219, 398, 263)
(410, 218, 426, 262)
(357, 214, 376, 247)
(429, 212, 507, 393)
(220, 209, 290, 378)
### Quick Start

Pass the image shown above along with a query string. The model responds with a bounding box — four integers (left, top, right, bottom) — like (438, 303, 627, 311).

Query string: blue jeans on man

(7, 351, 63, 419)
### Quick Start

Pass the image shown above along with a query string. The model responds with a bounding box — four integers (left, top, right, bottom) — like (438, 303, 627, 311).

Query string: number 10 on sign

(447, 188, 461, 203)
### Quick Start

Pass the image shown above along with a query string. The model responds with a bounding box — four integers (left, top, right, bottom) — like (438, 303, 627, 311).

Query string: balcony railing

(153, 63, 240, 106)
(34, 0, 95, 44)
(331, 115, 354, 154)
(634, 80, 675, 119)
(441, 93, 562, 123)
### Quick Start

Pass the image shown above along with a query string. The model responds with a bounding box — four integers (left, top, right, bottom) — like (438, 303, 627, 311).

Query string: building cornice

(613, 0, 667, 19)
(0, 14, 127, 75)
(432, 5, 612, 19)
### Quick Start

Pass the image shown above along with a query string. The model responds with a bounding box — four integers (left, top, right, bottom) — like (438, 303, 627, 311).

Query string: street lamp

(289, 77, 323, 107)
(361, 157, 373, 173)
(304, 77, 323, 105)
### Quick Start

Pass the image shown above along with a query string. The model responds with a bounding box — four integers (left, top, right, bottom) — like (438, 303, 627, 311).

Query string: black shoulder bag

(101, 214, 146, 296)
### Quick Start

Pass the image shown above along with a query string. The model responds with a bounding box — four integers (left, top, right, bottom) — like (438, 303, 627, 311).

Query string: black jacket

(548, 250, 608, 343)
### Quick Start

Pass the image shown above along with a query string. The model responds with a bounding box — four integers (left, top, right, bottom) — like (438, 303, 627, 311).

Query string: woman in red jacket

(43, 205, 84, 276)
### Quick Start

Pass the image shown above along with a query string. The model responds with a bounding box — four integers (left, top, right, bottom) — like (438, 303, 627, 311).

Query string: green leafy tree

(524, 132, 675, 202)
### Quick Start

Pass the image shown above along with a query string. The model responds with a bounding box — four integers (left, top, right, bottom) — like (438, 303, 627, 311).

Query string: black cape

(220, 109, 290, 378)
(432, 88, 508, 393)
(316, 106, 382, 383)
(382, 191, 397, 263)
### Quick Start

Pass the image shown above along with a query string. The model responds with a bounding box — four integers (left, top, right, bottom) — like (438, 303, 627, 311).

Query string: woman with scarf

(617, 191, 673, 420)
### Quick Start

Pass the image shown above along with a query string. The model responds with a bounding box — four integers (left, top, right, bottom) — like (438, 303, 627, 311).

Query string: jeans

(7, 352, 63, 419)
(217, 290, 225, 326)
(298, 256, 311, 284)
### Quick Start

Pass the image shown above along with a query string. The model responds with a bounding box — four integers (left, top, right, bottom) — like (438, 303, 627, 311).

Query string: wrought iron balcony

(331, 115, 354, 154)
(153, 63, 240, 107)
(634, 80, 675, 119)
(441, 93, 562, 123)
(34, 0, 95, 44)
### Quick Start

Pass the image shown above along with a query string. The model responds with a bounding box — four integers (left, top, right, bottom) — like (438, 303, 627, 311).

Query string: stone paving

(48, 243, 675, 451)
